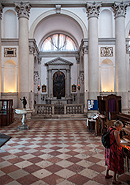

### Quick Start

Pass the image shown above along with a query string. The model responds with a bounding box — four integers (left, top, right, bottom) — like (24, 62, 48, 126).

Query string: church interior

(0, 0, 130, 184)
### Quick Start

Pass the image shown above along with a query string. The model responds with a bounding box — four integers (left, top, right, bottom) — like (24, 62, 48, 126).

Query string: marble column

(0, 5, 3, 98)
(112, 2, 128, 112)
(86, 2, 101, 100)
(82, 39, 88, 113)
(15, 2, 31, 108)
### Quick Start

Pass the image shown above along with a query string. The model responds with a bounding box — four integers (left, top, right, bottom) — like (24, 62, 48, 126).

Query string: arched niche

(101, 59, 114, 92)
(3, 10, 17, 38)
(99, 9, 113, 38)
(4, 60, 17, 92)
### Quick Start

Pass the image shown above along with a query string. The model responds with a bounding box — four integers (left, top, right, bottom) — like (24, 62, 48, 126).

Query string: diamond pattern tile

(0, 117, 129, 185)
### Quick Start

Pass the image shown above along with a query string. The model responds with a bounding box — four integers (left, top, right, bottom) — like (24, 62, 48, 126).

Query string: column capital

(112, 2, 128, 18)
(86, 2, 102, 19)
(0, 4, 4, 19)
(15, 2, 31, 19)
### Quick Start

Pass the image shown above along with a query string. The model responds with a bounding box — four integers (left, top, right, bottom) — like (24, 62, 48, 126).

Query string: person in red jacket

(105, 120, 130, 184)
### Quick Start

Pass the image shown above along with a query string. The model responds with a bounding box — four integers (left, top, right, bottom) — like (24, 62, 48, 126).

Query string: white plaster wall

(99, 8, 114, 38)
(29, 8, 52, 29)
(125, 7, 130, 37)
(2, 8, 18, 38)
(63, 7, 88, 30)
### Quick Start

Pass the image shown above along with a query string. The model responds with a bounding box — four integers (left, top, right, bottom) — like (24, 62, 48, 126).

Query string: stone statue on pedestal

(20, 97, 27, 109)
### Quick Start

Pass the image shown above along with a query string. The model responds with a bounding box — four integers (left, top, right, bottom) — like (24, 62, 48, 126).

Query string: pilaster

(81, 39, 88, 113)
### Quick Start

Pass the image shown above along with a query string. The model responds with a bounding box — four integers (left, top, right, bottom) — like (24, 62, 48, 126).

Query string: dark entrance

(53, 71, 65, 99)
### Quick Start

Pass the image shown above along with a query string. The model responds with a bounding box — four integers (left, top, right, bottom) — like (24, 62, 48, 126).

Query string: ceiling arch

(29, 9, 87, 49)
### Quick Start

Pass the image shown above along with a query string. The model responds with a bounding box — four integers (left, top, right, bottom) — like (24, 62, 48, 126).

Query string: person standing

(105, 120, 130, 184)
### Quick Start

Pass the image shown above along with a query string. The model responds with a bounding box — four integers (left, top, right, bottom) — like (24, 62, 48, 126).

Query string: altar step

(31, 114, 87, 120)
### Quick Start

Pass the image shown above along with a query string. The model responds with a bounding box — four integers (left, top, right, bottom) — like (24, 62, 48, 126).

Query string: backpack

(101, 128, 116, 148)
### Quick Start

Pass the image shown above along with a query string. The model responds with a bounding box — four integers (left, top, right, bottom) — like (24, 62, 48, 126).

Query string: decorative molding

(100, 47, 113, 57)
(56, 5, 61, 14)
(29, 39, 40, 64)
(79, 71, 84, 85)
(0, 4, 4, 19)
(126, 44, 130, 54)
(4, 48, 17, 57)
(45, 57, 73, 66)
(15, 2, 31, 19)
(76, 56, 80, 64)
(86, 2, 102, 19)
(79, 39, 88, 54)
(82, 45, 88, 54)
(34, 71, 39, 85)
(112, 2, 128, 18)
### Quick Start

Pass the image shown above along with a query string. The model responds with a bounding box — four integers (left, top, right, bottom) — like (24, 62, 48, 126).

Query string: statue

(20, 97, 27, 109)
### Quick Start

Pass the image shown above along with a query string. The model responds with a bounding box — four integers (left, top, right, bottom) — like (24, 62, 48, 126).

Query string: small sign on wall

(4, 48, 17, 57)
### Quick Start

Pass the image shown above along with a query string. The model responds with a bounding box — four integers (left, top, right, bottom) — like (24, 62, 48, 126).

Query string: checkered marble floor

(0, 117, 130, 185)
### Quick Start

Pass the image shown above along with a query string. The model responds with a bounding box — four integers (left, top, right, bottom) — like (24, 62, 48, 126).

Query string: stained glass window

(41, 33, 77, 51)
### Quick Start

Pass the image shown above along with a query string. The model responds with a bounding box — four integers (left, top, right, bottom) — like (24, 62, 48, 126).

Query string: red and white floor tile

(0, 118, 129, 185)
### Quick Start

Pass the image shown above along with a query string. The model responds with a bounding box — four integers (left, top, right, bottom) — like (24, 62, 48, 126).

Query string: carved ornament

(112, 2, 128, 18)
(86, 2, 102, 19)
(100, 47, 113, 57)
(15, 2, 31, 19)
(0, 4, 3, 19)
(56, 5, 61, 14)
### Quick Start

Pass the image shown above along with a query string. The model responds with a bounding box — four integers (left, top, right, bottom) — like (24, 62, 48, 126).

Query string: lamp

(37, 85, 40, 91)
(78, 84, 80, 90)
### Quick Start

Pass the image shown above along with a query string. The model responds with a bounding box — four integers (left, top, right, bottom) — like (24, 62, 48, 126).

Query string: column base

(18, 125, 29, 130)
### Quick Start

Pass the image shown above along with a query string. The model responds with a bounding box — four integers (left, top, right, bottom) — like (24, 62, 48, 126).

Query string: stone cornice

(86, 2, 102, 19)
(15, 2, 31, 19)
(112, 2, 128, 18)
(1, 1, 130, 8)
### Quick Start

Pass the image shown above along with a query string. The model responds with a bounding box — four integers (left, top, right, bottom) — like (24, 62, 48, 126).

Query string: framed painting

(42, 85, 46, 92)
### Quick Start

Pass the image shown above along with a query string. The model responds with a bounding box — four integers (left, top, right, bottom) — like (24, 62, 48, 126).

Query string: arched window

(101, 59, 114, 92)
(41, 33, 77, 51)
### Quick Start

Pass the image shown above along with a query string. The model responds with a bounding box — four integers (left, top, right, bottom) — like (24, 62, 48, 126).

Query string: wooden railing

(34, 104, 84, 115)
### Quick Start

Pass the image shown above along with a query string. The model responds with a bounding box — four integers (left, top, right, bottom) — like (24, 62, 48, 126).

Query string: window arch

(41, 33, 77, 51)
